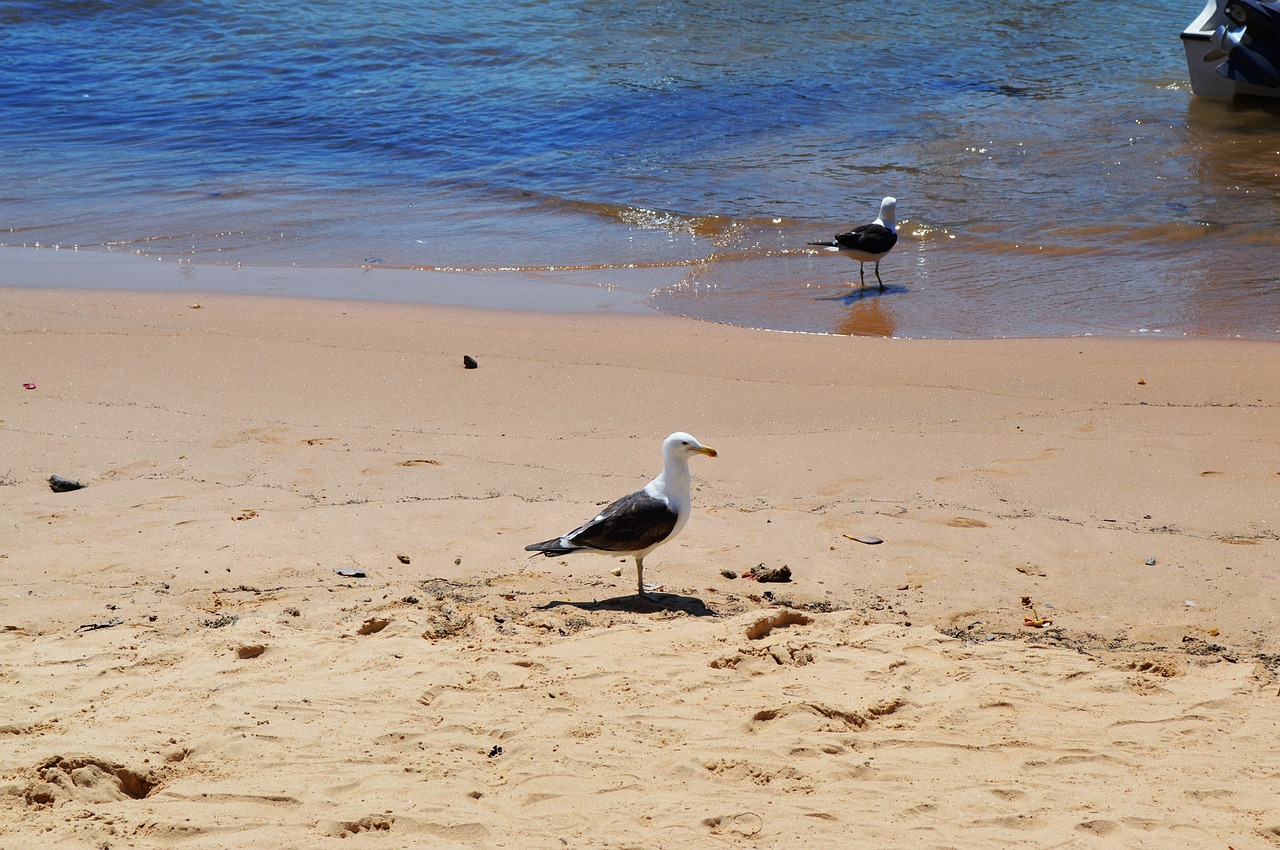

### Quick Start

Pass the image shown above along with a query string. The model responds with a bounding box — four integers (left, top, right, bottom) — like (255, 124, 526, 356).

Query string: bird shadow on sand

(814, 283, 908, 303)
(534, 591, 717, 617)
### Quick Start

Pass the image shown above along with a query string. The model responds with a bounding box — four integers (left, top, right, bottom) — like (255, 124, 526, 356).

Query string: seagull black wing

(833, 223, 897, 255)
(567, 490, 678, 552)
(526, 489, 678, 556)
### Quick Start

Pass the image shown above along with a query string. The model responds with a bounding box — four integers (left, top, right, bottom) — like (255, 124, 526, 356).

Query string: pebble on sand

(48, 475, 85, 492)
(744, 564, 792, 583)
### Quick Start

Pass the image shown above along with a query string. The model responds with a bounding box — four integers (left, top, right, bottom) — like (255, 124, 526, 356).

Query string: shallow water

(2, 0, 1279, 337)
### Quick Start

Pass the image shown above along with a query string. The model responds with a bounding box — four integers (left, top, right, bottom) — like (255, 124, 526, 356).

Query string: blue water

(3, 0, 1279, 337)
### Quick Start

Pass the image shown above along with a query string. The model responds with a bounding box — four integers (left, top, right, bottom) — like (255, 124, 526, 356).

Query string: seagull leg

(858, 262, 866, 290)
(635, 555, 659, 598)
(875, 261, 885, 292)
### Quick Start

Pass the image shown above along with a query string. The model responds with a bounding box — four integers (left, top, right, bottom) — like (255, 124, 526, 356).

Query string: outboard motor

(1205, 0, 1280, 87)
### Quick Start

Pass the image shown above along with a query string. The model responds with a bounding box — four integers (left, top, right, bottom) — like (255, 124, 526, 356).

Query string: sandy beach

(1, 279, 1278, 849)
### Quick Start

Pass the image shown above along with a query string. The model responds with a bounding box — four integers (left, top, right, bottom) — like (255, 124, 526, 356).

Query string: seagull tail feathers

(807, 240, 839, 247)
(524, 538, 577, 557)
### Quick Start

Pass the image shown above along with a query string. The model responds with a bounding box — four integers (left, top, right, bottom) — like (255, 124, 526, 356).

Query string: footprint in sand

(362, 459, 443, 476)
(33, 755, 158, 802)
(210, 426, 291, 449)
(1076, 819, 1121, 836)
(978, 448, 1064, 476)
(322, 817, 393, 838)
(947, 517, 990, 529)
(703, 812, 764, 837)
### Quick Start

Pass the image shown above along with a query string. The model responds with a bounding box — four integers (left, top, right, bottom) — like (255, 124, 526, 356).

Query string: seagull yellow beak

(697, 445, 718, 458)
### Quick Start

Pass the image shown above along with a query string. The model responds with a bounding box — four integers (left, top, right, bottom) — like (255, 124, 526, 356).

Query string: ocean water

(2, 0, 1279, 338)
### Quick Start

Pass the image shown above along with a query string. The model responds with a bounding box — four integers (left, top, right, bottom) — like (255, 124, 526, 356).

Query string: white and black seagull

(809, 196, 898, 291)
(525, 432, 717, 599)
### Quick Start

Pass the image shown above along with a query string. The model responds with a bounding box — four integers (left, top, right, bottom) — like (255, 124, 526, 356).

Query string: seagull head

(877, 197, 897, 230)
(664, 432, 717, 460)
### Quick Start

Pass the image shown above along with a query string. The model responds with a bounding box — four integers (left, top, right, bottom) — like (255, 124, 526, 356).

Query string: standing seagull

(525, 432, 717, 599)
(809, 196, 898, 291)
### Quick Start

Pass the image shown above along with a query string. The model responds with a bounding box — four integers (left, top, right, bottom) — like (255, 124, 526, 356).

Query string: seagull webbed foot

(632, 581, 663, 602)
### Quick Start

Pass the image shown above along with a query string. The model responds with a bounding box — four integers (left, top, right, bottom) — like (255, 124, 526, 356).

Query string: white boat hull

(1183, 0, 1280, 98)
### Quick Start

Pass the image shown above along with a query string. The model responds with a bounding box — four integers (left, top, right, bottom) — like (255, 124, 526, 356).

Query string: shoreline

(1, 283, 1278, 847)
(6, 244, 1280, 342)
(0, 245, 673, 317)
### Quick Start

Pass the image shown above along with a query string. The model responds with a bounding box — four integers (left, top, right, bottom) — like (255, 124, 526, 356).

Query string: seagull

(808, 196, 898, 291)
(525, 432, 717, 599)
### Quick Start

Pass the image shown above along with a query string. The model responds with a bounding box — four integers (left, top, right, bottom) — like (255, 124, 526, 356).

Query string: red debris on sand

(22, 383, 36, 390)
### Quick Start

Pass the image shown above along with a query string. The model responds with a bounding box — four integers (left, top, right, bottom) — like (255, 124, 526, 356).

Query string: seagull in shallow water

(809, 196, 898, 291)
(525, 432, 717, 599)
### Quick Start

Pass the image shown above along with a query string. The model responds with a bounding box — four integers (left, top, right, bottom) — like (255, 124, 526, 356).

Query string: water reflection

(1185, 97, 1280, 204)
(816, 286, 901, 337)
(1180, 97, 1280, 336)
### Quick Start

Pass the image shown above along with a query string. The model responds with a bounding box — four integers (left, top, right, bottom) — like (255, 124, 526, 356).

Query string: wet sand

(1, 280, 1278, 848)
(0, 247, 672, 315)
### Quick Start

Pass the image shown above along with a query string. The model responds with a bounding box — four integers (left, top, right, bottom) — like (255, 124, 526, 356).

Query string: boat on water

(1183, 0, 1280, 98)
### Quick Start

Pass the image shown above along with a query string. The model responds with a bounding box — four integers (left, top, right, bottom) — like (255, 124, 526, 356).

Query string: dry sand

(0, 282, 1277, 849)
